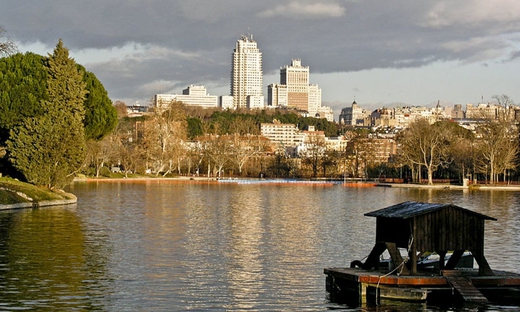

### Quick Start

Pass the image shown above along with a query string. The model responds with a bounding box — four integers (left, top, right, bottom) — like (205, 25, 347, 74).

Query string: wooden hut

(361, 201, 496, 276)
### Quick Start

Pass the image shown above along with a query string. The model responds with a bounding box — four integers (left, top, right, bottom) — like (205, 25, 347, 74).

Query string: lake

(0, 180, 519, 311)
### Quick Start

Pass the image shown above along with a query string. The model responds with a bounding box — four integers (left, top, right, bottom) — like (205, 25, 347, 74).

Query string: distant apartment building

(308, 84, 321, 116)
(452, 104, 465, 119)
(248, 95, 265, 110)
(281, 58, 311, 111)
(465, 103, 498, 119)
(294, 126, 326, 157)
(345, 135, 397, 166)
(338, 101, 370, 126)
(219, 95, 234, 110)
(267, 84, 288, 108)
(154, 85, 218, 109)
(260, 122, 300, 151)
(371, 107, 396, 127)
(371, 137, 398, 163)
(316, 106, 334, 122)
(325, 136, 348, 152)
(231, 34, 263, 109)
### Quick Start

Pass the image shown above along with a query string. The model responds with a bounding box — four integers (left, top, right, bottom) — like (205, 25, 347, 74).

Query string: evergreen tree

(7, 40, 87, 189)
(0, 54, 117, 145)
(0, 52, 48, 143)
(79, 65, 118, 140)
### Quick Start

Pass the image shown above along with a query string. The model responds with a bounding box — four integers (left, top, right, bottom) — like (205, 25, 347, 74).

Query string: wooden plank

(445, 276, 488, 303)
(385, 242, 410, 275)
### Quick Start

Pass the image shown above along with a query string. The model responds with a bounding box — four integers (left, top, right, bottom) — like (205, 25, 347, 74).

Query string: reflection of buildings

(231, 34, 264, 109)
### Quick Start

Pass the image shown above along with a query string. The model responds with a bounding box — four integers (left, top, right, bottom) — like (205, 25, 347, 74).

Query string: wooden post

(445, 250, 464, 270)
(385, 242, 410, 275)
(362, 242, 386, 270)
(471, 249, 494, 276)
(411, 221, 417, 275)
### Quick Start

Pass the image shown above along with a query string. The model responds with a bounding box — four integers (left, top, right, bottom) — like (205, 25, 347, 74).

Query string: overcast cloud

(2, 0, 520, 117)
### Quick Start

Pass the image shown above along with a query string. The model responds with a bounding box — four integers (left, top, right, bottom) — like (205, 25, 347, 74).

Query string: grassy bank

(0, 177, 75, 205)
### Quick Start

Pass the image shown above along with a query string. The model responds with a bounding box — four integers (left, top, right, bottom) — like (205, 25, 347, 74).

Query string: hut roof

(364, 201, 496, 221)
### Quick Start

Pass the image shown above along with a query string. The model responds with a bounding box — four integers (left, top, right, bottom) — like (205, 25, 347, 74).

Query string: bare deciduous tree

(397, 119, 453, 185)
(229, 134, 269, 175)
(0, 26, 17, 56)
(142, 101, 187, 176)
(475, 120, 518, 184)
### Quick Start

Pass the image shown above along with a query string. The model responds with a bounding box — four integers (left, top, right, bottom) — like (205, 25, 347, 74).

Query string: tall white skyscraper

(231, 34, 263, 109)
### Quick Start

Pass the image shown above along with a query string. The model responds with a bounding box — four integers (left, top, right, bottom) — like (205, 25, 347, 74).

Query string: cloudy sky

(2, 0, 520, 119)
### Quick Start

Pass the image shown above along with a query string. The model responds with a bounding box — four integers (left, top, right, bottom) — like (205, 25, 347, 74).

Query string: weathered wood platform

(324, 267, 520, 305)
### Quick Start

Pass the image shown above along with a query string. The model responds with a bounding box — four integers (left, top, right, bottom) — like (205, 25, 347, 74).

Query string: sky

(2, 0, 520, 120)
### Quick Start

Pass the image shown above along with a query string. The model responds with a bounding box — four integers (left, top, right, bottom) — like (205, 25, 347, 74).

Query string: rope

(375, 235, 414, 305)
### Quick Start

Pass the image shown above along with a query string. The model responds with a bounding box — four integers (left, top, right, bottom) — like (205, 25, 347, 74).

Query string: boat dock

(325, 267, 520, 305)
(325, 201, 520, 306)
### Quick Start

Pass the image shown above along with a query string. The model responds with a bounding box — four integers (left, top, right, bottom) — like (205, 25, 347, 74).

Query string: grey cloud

(508, 50, 520, 61)
(2, 0, 520, 104)
(257, 1, 346, 19)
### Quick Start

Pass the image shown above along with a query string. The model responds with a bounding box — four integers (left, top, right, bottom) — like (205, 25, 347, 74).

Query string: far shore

(3, 177, 518, 212)
(74, 176, 520, 191)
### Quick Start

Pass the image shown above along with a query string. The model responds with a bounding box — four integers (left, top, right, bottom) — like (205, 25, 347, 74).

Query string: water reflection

(0, 206, 110, 310)
(0, 182, 518, 311)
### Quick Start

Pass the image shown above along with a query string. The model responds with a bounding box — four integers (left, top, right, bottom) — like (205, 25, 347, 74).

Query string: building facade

(231, 34, 263, 109)
(219, 95, 234, 110)
(260, 122, 300, 150)
(339, 101, 370, 126)
(267, 59, 321, 113)
(281, 58, 309, 111)
(154, 85, 218, 109)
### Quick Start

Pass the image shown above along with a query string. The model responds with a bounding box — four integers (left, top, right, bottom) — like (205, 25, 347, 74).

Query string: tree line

(87, 98, 520, 186)
(86, 102, 343, 179)
(397, 116, 519, 185)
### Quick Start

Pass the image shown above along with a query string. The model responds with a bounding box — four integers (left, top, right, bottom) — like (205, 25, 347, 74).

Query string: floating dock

(324, 267, 520, 305)
(325, 201, 520, 306)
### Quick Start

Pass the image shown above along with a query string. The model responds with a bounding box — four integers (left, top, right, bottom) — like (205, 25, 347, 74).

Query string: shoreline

(0, 193, 77, 211)
(0, 177, 78, 211)
(3, 178, 518, 212)
(75, 177, 520, 191)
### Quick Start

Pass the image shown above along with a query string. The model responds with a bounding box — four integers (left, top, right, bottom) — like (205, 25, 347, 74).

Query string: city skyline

(3, 1, 520, 119)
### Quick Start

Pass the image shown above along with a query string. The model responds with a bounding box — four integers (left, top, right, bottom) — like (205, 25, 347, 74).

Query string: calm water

(0, 181, 519, 311)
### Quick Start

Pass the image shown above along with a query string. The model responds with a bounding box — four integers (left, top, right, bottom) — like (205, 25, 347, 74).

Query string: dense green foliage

(6, 41, 88, 189)
(0, 52, 48, 143)
(184, 109, 340, 139)
(0, 53, 117, 144)
(80, 65, 118, 140)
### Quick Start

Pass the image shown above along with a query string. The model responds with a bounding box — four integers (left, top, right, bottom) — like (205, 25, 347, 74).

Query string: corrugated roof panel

(364, 201, 496, 220)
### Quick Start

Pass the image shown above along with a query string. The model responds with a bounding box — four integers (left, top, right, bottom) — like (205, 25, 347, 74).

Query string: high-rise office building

(231, 34, 263, 109)
(281, 58, 309, 111)
(268, 58, 322, 116)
